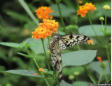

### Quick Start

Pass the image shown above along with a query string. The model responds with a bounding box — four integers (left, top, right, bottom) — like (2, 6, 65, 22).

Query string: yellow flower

(87, 40, 94, 45)
(77, 2, 96, 17)
(99, 17, 104, 21)
(103, 5, 110, 10)
(36, 6, 53, 19)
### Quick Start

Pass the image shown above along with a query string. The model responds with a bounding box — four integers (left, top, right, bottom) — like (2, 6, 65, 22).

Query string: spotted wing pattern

(49, 34, 90, 80)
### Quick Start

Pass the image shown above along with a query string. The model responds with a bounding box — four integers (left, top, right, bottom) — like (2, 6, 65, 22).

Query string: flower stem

(98, 75, 102, 84)
(56, 2, 66, 31)
(33, 58, 50, 86)
(85, 66, 97, 84)
(41, 39, 47, 58)
(105, 44, 111, 71)
(100, 16, 111, 71)
(103, 67, 108, 83)
(88, 14, 102, 43)
(41, 39, 50, 70)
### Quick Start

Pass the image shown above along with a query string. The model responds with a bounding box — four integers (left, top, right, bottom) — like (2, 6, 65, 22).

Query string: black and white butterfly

(49, 34, 90, 79)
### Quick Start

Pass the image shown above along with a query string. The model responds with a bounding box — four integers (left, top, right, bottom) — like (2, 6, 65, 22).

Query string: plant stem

(33, 58, 50, 86)
(103, 67, 108, 83)
(88, 14, 102, 43)
(98, 75, 102, 84)
(85, 66, 97, 84)
(56, 2, 66, 31)
(100, 15, 111, 71)
(41, 39, 47, 58)
(104, 11, 107, 32)
(18, 0, 39, 25)
(105, 45, 111, 71)
(41, 39, 50, 70)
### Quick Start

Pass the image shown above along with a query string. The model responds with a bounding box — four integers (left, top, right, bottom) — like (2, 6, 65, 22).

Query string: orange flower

(84, 3, 96, 12)
(39, 68, 46, 72)
(77, 2, 96, 17)
(87, 40, 94, 45)
(97, 56, 103, 63)
(77, 6, 88, 17)
(36, 6, 53, 19)
(32, 19, 59, 39)
(32, 25, 52, 39)
(42, 19, 59, 33)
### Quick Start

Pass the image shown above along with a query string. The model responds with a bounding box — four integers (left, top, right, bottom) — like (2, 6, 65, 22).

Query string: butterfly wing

(49, 36, 62, 79)
(59, 34, 90, 50)
(49, 34, 90, 80)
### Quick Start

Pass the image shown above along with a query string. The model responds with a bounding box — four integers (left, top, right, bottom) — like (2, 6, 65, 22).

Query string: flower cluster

(32, 6, 58, 39)
(36, 6, 53, 19)
(77, 2, 96, 17)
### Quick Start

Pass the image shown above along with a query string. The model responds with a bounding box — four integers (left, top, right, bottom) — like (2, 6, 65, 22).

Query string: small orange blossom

(77, 2, 96, 17)
(32, 26, 52, 39)
(39, 68, 46, 72)
(87, 40, 94, 45)
(97, 56, 103, 63)
(36, 6, 53, 19)
(42, 19, 59, 33)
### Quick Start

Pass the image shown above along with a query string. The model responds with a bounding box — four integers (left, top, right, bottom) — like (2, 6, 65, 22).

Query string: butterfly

(49, 34, 90, 80)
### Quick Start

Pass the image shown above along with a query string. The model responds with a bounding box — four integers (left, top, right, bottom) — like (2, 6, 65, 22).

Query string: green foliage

(73, 81, 89, 86)
(63, 66, 85, 76)
(51, 4, 75, 17)
(0, 42, 25, 49)
(78, 25, 111, 36)
(88, 61, 110, 77)
(62, 50, 97, 66)
(60, 81, 72, 86)
(24, 38, 48, 54)
(5, 10, 30, 22)
(5, 70, 41, 77)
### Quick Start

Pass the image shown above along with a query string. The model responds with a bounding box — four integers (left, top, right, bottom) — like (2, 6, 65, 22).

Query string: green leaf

(5, 70, 41, 78)
(73, 81, 89, 86)
(78, 25, 111, 36)
(18, 0, 39, 25)
(24, 38, 48, 54)
(88, 60, 110, 76)
(60, 80, 73, 86)
(62, 50, 97, 66)
(63, 66, 85, 76)
(0, 42, 22, 48)
(5, 10, 30, 22)
(51, 3, 75, 17)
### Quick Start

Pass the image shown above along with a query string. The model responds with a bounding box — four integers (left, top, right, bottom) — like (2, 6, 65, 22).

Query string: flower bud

(69, 75, 74, 80)
(74, 72, 80, 76)
(99, 17, 104, 21)
(103, 5, 110, 10)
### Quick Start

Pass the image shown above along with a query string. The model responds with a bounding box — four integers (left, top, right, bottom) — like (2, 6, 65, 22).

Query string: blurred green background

(0, 0, 111, 86)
